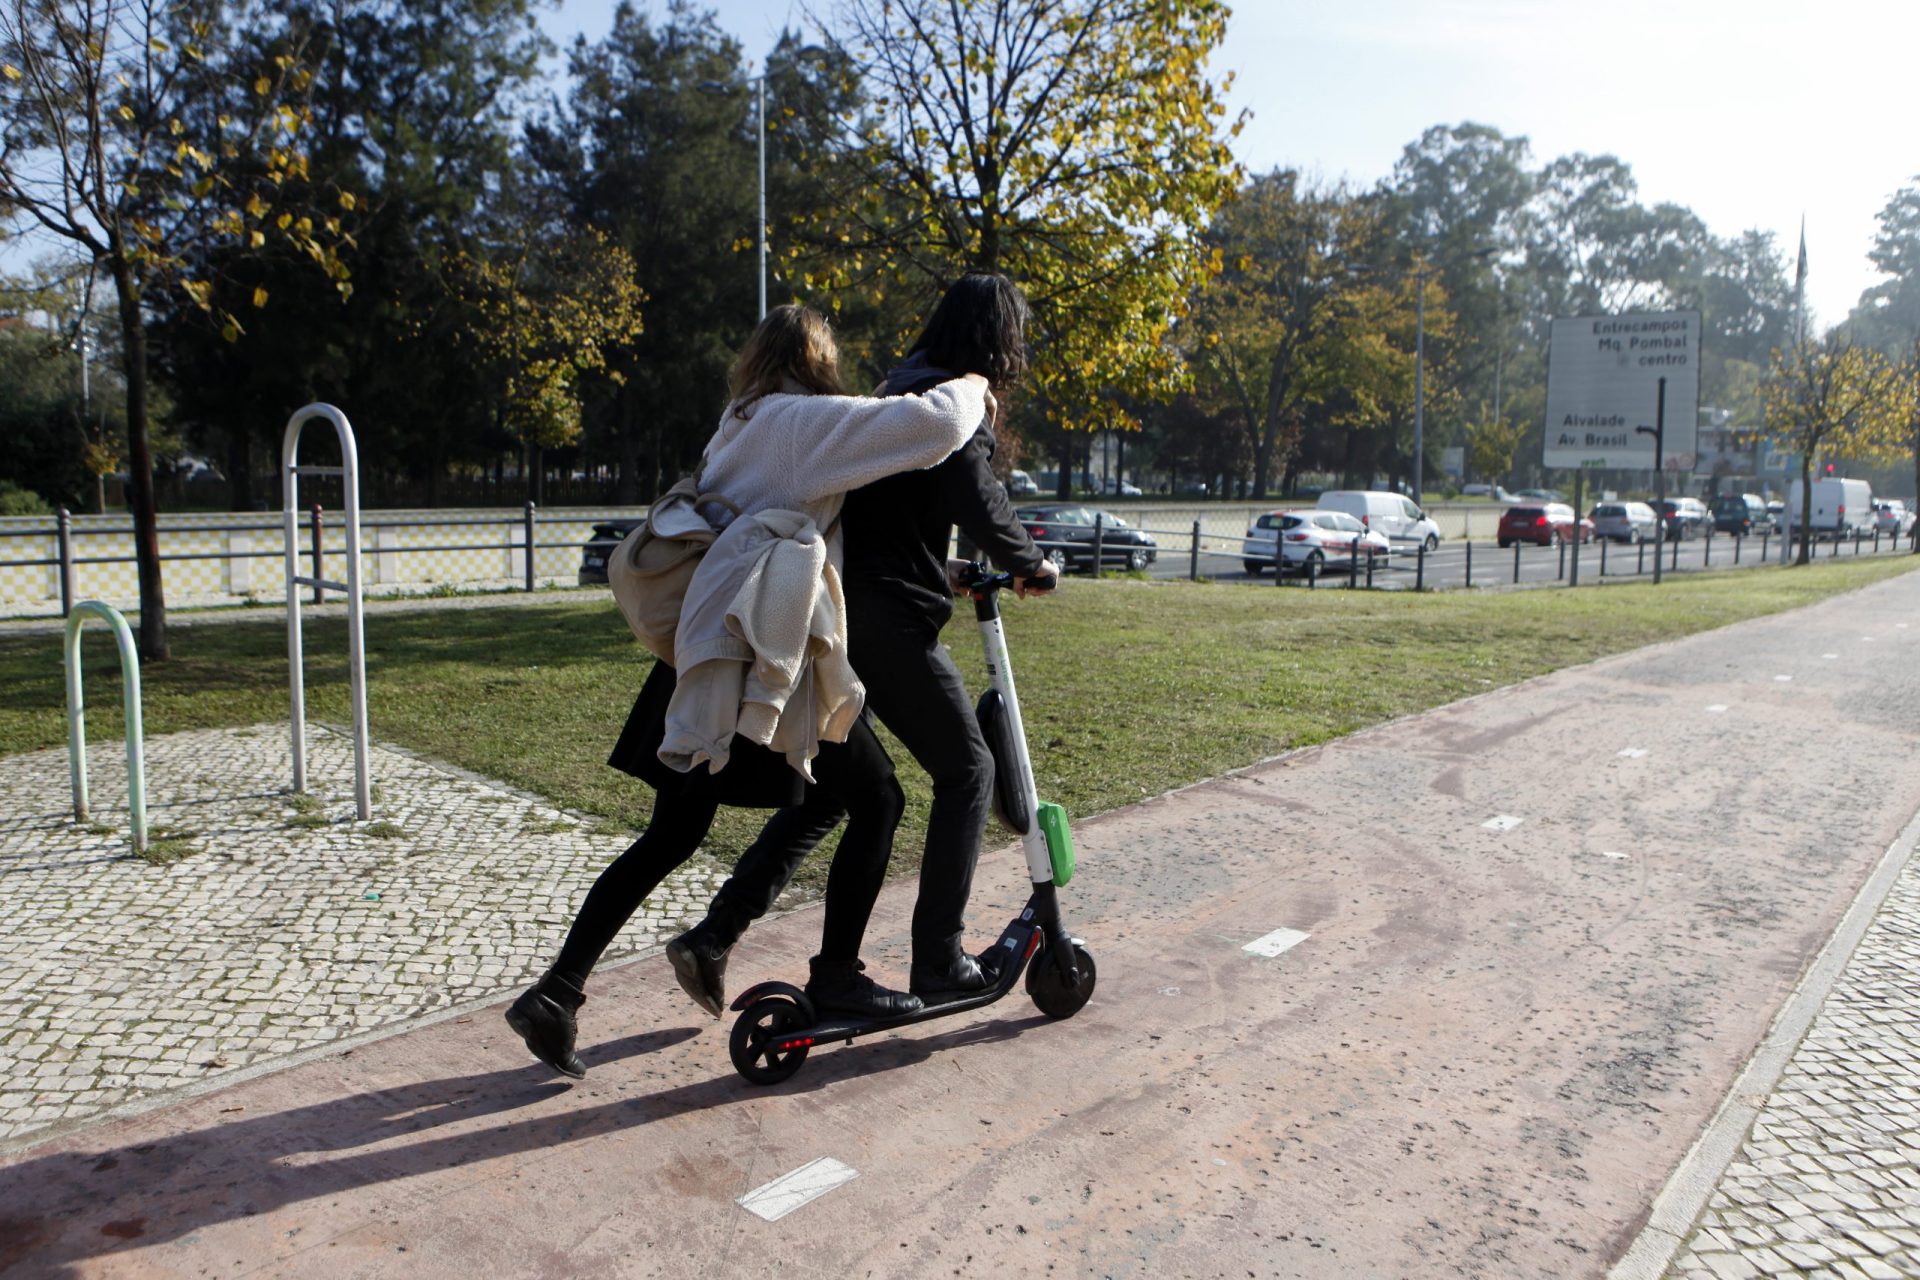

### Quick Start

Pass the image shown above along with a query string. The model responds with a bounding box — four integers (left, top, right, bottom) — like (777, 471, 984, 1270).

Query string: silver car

(1589, 501, 1658, 544)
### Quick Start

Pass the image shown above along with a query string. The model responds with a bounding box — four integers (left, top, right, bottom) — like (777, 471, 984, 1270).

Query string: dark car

(1653, 497, 1711, 539)
(1014, 505, 1158, 572)
(579, 519, 642, 585)
(1711, 493, 1771, 535)
(1496, 503, 1589, 548)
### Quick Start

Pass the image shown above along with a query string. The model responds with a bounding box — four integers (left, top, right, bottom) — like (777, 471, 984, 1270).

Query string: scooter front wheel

(1027, 941, 1097, 1020)
(730, 996, 812, 1085)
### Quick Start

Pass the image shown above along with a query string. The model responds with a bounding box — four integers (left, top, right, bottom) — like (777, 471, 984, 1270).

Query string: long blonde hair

(727, 305, 842, 418)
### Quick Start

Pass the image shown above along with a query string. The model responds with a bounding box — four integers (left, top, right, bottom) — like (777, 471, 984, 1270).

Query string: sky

(540, 0, 1919, 328)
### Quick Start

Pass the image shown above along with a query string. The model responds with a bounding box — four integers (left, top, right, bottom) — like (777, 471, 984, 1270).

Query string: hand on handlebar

(1014, 558, 1059, 599)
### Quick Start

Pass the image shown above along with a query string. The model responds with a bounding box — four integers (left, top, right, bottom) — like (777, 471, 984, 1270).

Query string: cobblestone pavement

(1665, 844, 1920, 1279)
(0, 723, 735, 1150)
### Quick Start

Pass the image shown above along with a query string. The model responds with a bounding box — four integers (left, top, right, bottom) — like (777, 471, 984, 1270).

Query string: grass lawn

(4, 556, 1915, 890)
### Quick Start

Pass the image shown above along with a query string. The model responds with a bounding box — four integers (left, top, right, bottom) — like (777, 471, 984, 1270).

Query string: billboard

(1543, 311, 1700, 470)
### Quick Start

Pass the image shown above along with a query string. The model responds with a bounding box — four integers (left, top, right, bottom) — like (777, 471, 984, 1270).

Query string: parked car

(1497, 503, 1590, 548)
(1711, 493, 1771, 535)
(1589, 501, 1658, 544)
(1315, 490, 1442, 553)
(1653, 497, 1711, 539)
(1873, 499, 1914, 537)
(1101, 477, 1144, 496)
(1241, 509, 1388, 575)
(578, 518, 642, 585)
(1766, 499, 1786, 528)
(1013, 505, 1158, 571)
(1515, 487, 1565, 503)
(1007, 469, 1040, 497)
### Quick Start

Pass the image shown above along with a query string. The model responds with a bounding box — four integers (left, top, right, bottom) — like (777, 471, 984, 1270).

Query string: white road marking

(738, 1157, 859, 1222)
(1617, 748, 1648, 759)
(1705, 704, 1728, 713)
(1243, 927, 1311, 958)
(1823, 653, 1839, 659)
(1862, 636, 1876, 642)
(1774, 675, 1793, 682)
(1599, 851, 1630, 860)
(1482, 814, 1524, 831)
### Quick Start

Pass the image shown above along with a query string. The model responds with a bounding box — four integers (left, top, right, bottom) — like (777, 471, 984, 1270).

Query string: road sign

(1543, 311, 1700, 470)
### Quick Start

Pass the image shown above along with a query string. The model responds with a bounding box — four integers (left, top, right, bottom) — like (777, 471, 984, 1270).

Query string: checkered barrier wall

(0, 508, 643, 611)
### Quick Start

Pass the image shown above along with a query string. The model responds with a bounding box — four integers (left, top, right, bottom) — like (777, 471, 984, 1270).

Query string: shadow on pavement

(0, 1012, 1045, 1276)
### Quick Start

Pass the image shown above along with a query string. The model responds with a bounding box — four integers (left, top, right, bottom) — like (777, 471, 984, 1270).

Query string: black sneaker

(504, 981, 585, 1080)
(807, 959, 925, 1019)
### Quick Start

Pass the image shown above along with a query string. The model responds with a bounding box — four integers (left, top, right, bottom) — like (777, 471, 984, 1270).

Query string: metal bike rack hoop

(64, 600, 147, 853)
(282, 403, 372, 819)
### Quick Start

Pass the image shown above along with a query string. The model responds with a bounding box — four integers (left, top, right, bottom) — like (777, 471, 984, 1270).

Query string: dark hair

(727, 304, 843, 417)
(910, 272, 1030, 389)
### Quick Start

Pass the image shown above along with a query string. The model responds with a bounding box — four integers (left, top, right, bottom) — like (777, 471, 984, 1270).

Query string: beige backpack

(606, 475, 740, 666)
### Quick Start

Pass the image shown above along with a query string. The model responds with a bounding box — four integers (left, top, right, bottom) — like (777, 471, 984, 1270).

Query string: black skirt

(607, 659, 891, 809)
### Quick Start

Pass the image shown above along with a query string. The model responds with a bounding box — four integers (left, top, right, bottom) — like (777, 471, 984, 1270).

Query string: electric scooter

(724, 563, 1097, 1085)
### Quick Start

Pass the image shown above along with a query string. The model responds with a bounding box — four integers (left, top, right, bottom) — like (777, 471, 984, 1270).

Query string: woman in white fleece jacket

(506, 306, 988, 1080)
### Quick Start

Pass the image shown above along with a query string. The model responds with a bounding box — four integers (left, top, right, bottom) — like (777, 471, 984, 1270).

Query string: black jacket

(840, 354, 1046, 630)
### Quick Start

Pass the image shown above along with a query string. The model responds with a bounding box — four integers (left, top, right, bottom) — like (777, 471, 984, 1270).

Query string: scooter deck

(774, 928, 1041, 1047)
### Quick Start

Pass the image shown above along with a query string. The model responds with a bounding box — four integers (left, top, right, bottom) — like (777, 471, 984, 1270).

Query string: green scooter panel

(1037, 801, 1075, 887)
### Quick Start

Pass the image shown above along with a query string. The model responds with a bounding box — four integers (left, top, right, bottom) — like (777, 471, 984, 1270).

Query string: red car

(1497, 503, 1592, 548)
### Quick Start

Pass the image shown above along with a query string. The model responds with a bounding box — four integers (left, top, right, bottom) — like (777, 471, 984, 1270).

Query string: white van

(1315, 490, 1441, 553)
(1786, 478, 1874, 539)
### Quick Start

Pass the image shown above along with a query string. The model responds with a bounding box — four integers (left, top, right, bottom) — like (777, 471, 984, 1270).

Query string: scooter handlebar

(955, 561, 1017, 594)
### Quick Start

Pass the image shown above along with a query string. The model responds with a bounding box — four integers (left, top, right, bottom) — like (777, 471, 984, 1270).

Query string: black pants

(848, 598, 994, 964)
(550, 722, 903, 991)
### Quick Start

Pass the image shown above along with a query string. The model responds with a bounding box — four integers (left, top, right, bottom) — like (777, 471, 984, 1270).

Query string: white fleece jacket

(659, 375, 990, 779)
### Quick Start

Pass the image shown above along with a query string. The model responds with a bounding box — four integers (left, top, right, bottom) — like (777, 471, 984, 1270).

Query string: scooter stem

(971, 580, 1056, 887)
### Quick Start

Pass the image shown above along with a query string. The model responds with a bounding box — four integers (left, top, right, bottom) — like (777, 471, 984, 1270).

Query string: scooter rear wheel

(1026, 941, 1097, 1019)
(730, 996, 811, 1085)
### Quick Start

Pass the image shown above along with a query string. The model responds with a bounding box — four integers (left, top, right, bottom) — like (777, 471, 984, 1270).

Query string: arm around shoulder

(787, 375, 990, 501)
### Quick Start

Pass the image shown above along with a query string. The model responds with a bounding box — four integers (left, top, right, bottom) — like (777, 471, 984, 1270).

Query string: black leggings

(550, 730, 904, 991)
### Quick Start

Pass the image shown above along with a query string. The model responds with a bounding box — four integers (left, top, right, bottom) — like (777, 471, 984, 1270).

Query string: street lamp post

(1413, 260, 1428, 506)
(1364, 246, 1493, 507)
(753, 73, 766, 320)
(1635, 376, 1669, 586)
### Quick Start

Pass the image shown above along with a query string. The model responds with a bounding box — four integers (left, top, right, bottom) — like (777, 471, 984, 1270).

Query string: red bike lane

(5, 570, 1919, 1279)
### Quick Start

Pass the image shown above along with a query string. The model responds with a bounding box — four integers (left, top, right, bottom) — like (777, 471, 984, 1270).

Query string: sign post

(1635, 379, 1668, 586)
(1544, 311, 1700, 472)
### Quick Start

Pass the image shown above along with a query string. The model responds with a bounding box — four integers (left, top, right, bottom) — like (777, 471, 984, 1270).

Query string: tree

(527, 1, 766, 500)
(1186, 172, 1425, 497)
(1380, 123, 1528, 479)
(1, 0, 351, 658)
(1847, 178, 1920, 356)
(805, 0, 1244, 439)
(1762, 334, 1914, 564)
(1463, 402, 1525, 485)
(447, 225, 645, 502)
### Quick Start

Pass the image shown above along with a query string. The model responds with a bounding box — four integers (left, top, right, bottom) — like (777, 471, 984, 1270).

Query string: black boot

(504, 971, 586, 1080)
(806, 958, 925, 1020)
(909, 950, 993, 999)
(665, 899, 752, 1019)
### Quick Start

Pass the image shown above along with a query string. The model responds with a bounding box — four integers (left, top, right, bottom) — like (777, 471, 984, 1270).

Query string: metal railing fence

(9, 506, 1918, 616)
(1, 502, 637, 615)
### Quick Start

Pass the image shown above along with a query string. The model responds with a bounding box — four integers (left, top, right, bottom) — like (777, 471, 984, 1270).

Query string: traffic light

(1825, 462, 1836, 476)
